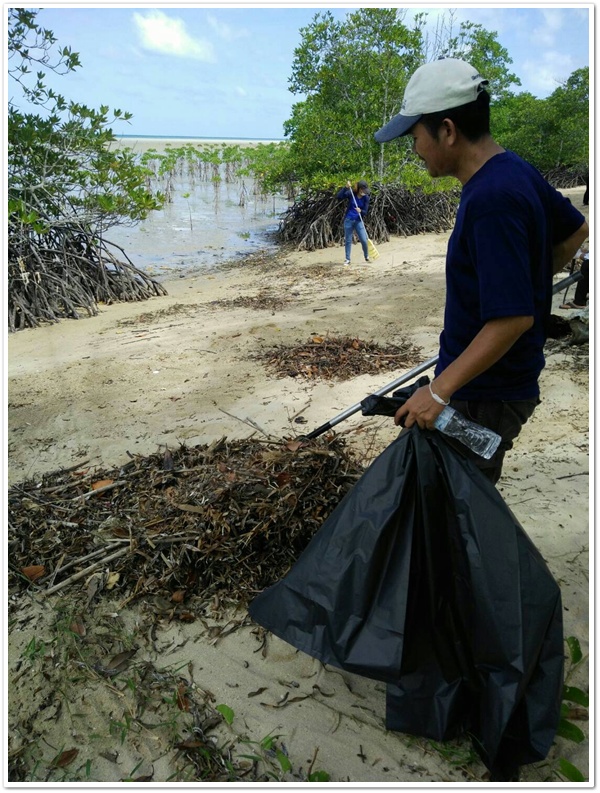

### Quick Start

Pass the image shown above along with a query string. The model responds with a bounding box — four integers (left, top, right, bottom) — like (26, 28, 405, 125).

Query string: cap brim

(374, 113, 422, 143)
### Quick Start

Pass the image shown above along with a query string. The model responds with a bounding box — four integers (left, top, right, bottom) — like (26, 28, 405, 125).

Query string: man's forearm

(432, 315, 534, 402)
(552, 221, 589, 275)
(395, 315, 534, 429)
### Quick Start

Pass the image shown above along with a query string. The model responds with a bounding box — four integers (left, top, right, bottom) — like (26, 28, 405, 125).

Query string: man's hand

(346, 180, 352, 188)
(394, 385, 444, 429)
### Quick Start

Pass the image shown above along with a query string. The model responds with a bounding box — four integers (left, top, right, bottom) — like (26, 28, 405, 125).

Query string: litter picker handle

(556, 269, 583, 293)
(303, 271, 582, 440)
(304, 356, 439, 439)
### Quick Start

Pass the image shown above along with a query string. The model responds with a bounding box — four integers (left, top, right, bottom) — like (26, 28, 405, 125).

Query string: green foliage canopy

(247, 8, 586, 196)
(8, 8, 163, 237)
(492, 68, 589, 174)
(279, 8, 521, 190)
(284, 8, 425, 188)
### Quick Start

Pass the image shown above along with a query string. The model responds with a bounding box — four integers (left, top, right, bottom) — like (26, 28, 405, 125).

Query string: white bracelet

(429, 381, 450, 406)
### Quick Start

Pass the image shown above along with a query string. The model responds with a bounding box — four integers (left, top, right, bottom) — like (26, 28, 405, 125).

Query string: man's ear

(440, 118, 458, 144)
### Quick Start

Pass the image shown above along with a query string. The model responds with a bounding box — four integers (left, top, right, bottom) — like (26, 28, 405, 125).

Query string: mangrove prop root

(275, 184, 460, 252)
(8, 223, 167, 332)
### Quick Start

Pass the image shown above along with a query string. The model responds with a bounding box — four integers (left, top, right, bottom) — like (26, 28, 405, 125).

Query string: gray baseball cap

(375, 58, 489, 142)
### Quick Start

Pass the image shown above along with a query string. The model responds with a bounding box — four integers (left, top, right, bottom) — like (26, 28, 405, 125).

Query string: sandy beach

(7, 187, 589, 784)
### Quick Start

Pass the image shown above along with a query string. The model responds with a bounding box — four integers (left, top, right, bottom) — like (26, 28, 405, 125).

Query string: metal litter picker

(304, 270, 582, 439)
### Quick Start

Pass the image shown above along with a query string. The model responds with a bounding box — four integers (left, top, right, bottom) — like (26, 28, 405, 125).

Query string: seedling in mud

(109, 713, 133, 745)
(21, 637, 46, 663)
(182, 192, 193, 231)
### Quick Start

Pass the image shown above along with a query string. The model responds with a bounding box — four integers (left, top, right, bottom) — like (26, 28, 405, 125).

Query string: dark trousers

(448, 398, 540, 485)
(574, 259, 589, 306)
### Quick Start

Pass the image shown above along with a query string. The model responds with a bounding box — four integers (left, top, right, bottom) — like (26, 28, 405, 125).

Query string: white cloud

(206, 14, 249, 42)
(521, 50, 575, 96)
(531, 9, 564, 48)
(132, 10, 216, 61)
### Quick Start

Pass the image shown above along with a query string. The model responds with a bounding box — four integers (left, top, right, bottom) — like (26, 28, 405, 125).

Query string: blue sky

(7, 4, 591, 140)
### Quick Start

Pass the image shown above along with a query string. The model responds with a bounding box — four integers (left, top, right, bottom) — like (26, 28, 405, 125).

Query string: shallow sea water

(105, 137, 291, 279)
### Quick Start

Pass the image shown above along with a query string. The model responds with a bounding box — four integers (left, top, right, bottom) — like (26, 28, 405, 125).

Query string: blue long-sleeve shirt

(336, 187, 370, 222)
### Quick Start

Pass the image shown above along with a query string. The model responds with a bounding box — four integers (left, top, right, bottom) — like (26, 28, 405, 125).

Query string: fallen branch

(41, 542, 128, 584)
(44, 547, 130, 596)
(73, 480, 127, 499)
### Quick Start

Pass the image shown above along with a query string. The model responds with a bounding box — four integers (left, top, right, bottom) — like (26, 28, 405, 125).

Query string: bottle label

(434, 406, 452, 432)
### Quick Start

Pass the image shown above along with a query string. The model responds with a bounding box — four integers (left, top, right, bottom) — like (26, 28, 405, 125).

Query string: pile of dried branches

(208, 290, 294, 313)
(8, 224, 167, 332)
(253, 334, 423, 380)
(8, 436, 363, 608)
(276, 184, 460, 252)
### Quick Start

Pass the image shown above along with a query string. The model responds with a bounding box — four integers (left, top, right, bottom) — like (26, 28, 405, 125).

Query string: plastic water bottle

(434, 406, 501, 460)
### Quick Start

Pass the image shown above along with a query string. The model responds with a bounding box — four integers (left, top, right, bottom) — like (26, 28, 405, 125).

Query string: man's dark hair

(421, 90, 491, 142)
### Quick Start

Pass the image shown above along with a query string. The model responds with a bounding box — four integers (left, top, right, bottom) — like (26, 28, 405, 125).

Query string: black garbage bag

(248, 387, 563, 780)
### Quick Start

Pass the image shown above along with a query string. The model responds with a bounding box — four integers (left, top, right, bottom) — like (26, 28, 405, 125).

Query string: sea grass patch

(8, 435, 363, 611)
(254, 334, 422, 381)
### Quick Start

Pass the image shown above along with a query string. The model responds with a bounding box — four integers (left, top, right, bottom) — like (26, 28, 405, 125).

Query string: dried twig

(72, 480, 127, 499)
(44, 547, 130, 596)
(254, 335, 422, 381)
(218, 408, 271, 438)
(41, 542, 127, 583)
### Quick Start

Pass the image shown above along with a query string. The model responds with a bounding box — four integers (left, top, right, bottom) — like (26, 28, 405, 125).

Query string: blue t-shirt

(336, 187, 369, 221)
(435, 150, 585, 400)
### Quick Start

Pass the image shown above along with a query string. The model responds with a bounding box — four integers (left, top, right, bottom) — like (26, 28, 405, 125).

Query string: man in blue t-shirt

(375, 58, 588, 484)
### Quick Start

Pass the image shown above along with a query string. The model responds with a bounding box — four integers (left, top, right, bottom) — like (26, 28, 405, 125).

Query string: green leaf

(215, 703, 234, 725)
(556, 718, 586, 744)
(563, 685, 589, 707)
(558, 758, 586, 782)
(566, 636, 583, 664)
(276, 749, 292, 774)
(308, 770, 331, 782)
(238, 753, 262, 763)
